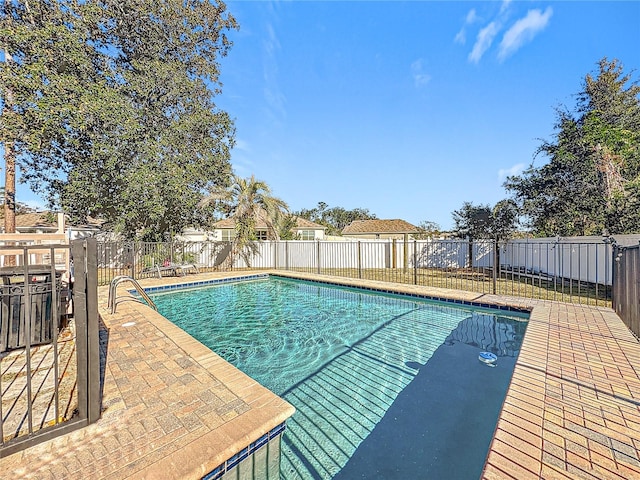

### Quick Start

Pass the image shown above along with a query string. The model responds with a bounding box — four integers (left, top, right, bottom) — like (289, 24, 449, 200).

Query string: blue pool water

(149, 276, 528, 479)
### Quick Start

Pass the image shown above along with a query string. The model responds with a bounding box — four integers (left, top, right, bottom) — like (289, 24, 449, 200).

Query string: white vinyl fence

(228, 239, 495, 271)
(501, 238, 619, 286)
(97, 238, 625, 286)
(96, 236, 640, 306)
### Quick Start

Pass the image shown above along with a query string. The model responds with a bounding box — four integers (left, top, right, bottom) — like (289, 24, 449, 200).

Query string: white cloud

(498, 7, 553, 61)
(498, 163, 525, 181)
(263, 86, 286, 117)
(414, 73, 432, 87)
(261, 22, 286, 121)
(454, 29, 466, 45)
(454, 8, 479, 45)
(499, 0, 512, 15)
(263, 23, 280, 58)
(466, 8, 479, 24)
(469, 21, 500, 64)
(410, 59, 431, 88)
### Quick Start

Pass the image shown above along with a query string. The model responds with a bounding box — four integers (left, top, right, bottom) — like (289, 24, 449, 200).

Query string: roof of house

(15, 212, 58, 229)
(13, 211, 104, 229)
(213, 216, 326, 230)
(342, 219, 419, 235)
(294, 217, 327, 229)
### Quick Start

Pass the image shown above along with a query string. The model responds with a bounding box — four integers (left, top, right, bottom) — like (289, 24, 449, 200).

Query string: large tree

(452, 200, 519, 267)
(452, 200, 519, 241)
(452, 202, 493, 240)
(1, 0, 237, 239)
(412, 220, 441, 239)
(505, 58, 640, 236)
(296, 202, 377, 236)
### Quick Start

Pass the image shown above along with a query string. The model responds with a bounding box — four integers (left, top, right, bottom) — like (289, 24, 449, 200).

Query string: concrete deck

(1, 270, 639, 479)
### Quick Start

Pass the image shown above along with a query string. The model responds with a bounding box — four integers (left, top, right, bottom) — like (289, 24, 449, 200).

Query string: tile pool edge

(124, 271, 640, 479)
(137, 273, 269, 295)
(134, 270, 532, 315)
(110, 286, 296, 479)
(268, 271, 533, 314)
(202, 422, 286, 480)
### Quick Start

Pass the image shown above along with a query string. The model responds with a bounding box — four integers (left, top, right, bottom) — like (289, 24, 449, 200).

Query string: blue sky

(12, 0, 640, 230)
(215, 0, 639, 230)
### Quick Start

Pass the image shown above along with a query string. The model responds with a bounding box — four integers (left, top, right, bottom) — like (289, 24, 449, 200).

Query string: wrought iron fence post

(392, 239, 397, 269)
(610, 241, 617, 310)
(605, 241, 610, 306)
(316, 240, 321, 275)
(493, 239, 498, 295)
(85, 239, 100, 423)
(357, 241, 362, 279)
(403, 234, 408, 273)
(274, 241, 278, 269)
(413, 240, 417, 285)
(23, 259, 34, 436)
(285, 241, 289, 271)
(130, 242, 136, 280)
(72, 239, 101, 424)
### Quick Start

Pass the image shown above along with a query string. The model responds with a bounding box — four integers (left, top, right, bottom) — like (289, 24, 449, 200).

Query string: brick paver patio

(0, 272, 294, 479)
(0, 270, 638, 479)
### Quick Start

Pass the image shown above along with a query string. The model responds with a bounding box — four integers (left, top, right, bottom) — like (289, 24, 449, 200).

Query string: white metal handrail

(108, 275, 157, 314)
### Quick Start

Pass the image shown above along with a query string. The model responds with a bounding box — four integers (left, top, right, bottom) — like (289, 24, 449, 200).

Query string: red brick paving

(481, 299, 640, 480)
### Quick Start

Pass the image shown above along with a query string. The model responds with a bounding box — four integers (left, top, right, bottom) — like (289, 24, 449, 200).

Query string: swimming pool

(149, 276, 528, 479)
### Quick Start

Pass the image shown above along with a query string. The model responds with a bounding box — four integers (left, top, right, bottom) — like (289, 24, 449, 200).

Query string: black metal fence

(0, 239, 100, 457)
(0, 236, 633, 456)
(95, 239, 615, 306)
(95, 240, 232, 285)
(613, 242, 640, 337)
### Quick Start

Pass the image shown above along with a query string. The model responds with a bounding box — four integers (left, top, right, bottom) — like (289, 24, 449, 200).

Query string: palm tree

(201, 174, 289, 266)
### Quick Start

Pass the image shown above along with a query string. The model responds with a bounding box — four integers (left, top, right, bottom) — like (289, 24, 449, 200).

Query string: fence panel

(613, 243, 640, 337)
(1, 240, 100, 456)
(92, 238, 614, 307)
(499, 241, 612, 304)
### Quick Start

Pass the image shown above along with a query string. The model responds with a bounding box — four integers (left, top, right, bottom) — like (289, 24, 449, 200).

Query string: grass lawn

(97, 266, 610, 307)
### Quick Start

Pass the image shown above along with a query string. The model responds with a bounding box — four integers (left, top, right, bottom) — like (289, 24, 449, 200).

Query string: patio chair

(141, 262, 197, 278)
(168, 262, 199, 276)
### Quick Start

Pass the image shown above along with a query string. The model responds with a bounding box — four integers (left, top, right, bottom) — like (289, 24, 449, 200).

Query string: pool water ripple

(151, 277, 527, 480)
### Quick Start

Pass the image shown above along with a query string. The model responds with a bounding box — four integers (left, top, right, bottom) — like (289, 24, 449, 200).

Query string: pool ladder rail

(108, 275, 158, 314)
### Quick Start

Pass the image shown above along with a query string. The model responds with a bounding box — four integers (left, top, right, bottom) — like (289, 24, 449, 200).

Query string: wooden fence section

(0, 234, 69, 269)
(613, 242, 640, 337)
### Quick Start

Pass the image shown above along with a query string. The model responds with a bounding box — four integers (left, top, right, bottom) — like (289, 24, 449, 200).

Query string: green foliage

(278, 214, 299, 240)
(296, 201, 377, 236)
(492, 200, 519, 241)
(201, 174, 288, 266)
(505, 58, 640, 236)
(412, 220, 441, 239)
(1, 0, 238, 239)
(452, 202, 492, 240)
(452, 200, 519, 241)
